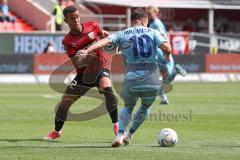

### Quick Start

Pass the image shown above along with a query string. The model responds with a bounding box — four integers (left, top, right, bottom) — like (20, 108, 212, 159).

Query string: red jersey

(62, 22, 108, 74)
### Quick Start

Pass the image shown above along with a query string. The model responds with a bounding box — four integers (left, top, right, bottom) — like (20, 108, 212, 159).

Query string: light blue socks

(129, 105, 150, 134)
(118, 106, 133, 134)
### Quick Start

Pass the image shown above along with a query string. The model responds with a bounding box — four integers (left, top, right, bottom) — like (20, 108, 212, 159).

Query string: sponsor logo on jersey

(88, 32, 95, 40)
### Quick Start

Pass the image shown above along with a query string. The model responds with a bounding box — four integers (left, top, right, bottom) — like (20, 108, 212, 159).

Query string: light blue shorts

(120, 84, 160, 107)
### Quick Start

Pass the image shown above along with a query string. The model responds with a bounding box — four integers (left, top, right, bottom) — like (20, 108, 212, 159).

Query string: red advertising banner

(34, 54, 74, 74)
(169, 32, 190, 55)
(206, 54, 240, 73)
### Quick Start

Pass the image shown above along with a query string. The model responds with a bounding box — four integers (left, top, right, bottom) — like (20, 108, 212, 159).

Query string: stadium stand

(31, 0, 56, 13)
(0, 12, 34, 32)
(0, 0, 34, 32)
(31, 0, 95, 16)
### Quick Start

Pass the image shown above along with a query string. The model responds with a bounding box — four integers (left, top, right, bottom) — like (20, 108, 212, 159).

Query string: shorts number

(70, 80, 77, 89)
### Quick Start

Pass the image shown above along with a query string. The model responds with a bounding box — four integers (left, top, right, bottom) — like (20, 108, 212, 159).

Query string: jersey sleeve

(157, 26, 167, 35)
(107, 31, 122, 45)
(153, 30, 168, 47)
(157, 21, 167, 35)
(91, 22, 102, 36)
(62, 42, 76, 57)
(151, 20, 167, 36)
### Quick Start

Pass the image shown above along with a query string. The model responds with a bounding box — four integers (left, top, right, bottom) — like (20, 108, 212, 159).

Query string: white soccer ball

(157, 128, 178, 147)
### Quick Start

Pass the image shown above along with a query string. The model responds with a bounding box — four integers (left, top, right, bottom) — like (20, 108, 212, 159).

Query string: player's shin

(118, 106, 133, 135)
(55, 117, 64, 132)
(129, 105, 151, 135)
(102, 87, 118, 124)
(55, 102, 70, 132)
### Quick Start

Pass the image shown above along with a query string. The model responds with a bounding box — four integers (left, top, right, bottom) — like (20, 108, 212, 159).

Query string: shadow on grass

(201, 144, 240, 148)
(0, 139, 112, 149)
(149, 145, 177, 148)
(0, 138, 114, 148)
(149, 145, 162, 148)
(0, 138, 61, 143)
(151, 144, 240, 148)
(0, 145, 112, 149)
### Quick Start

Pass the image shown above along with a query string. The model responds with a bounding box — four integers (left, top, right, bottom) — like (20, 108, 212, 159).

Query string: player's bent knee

(124, 101, 137, 108)
(61, 94, 80, 105)
(141, 96, 157, 107)
(123, 96, 137, 107)
(142, 104, 152, 108)
(99, 77, 111, 90)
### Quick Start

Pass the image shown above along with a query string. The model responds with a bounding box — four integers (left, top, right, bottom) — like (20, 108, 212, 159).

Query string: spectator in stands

(215, 14, 229, 33)
(197, 16, 208, 33)
(183, 18, 194, 32)
(52, 0, 64, 31)
(62, 0, 75, 8)
(43, 42, 55, 54)
(0, 0, 15, 23)
(172, 21, 183, 31)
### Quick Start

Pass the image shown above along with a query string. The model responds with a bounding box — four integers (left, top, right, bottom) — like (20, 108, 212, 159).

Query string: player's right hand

(72, 50, 91, 67)
(77, 50, 88, 55)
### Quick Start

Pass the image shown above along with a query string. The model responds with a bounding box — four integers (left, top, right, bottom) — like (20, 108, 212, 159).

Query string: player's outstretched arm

(102, 30, 110, 37)
(85, 37, 112, 54)
(70, 37, 110, 68)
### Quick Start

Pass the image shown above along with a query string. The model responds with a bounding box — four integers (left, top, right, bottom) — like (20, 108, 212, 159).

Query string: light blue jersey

(108, 26, 166, 80)
(149, 18, 176, 83)
(108, 25, 167, 105)
(149, 18, 167, 36)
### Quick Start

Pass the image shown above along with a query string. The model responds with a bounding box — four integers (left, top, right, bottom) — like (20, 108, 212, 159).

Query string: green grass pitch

(0, 82, 240, 160)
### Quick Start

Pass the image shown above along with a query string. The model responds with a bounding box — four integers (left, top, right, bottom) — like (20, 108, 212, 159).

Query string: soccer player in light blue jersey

(146, 6, 186, 104)
(79, 8, 172, 147)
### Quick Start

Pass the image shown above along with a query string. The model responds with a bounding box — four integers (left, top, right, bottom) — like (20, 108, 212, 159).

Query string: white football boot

(160, 94, 169, 104)
(112, 133, 124, 147)
(123, 132, 132, 145)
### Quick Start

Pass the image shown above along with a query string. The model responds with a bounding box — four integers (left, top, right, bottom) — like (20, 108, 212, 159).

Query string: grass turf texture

(0, 82, 240, 160)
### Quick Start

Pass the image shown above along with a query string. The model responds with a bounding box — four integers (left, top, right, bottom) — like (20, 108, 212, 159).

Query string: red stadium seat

(0, 11, 35, 32)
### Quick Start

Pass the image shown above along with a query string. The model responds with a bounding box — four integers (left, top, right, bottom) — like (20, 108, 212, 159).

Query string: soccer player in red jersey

(44, 5, 118, 140)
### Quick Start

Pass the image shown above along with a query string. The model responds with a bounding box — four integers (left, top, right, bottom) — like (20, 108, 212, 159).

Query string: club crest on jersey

(88, 32, 95, 39)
